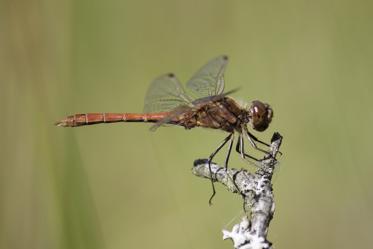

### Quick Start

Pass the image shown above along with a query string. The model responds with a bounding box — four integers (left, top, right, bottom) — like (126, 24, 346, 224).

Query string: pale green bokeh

(1, 0, 373, 248)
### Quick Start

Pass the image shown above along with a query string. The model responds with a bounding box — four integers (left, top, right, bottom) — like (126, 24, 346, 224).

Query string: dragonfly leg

(235, 134, 260, 209)
(235, 133, 261, 162)
(208, 133, 233, 205)
(244, 126, 283, 156)
(224, 134, 234, 170)
(242, 127, 270, 155)
(246, 130, 270, 147)
(223, 134, 243, 196)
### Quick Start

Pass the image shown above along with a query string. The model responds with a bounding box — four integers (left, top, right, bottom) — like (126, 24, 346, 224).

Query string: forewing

(143, 73, 193, 113)
(185, 55, 228, 98)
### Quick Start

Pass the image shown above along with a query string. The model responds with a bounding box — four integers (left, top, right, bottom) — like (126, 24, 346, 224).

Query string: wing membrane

(143, 56, 231, 130)
(185, 55, 228, 98)
(143, 73, 193, 113)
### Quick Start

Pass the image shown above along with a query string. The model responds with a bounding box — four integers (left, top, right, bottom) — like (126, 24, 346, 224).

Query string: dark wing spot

(167, 73, 175, 78)
(222, 55, 228, 60)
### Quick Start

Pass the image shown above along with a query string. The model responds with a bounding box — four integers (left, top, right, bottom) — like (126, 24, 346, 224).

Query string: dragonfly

(56, 55, 274, 204)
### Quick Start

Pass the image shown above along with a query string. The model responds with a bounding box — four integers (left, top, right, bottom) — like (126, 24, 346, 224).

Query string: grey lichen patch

(222, 216, 272, 249)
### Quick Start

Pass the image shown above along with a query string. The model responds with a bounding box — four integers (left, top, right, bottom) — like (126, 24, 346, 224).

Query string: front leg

(242, 126, 270, 155)
(243, 126, 282, 155)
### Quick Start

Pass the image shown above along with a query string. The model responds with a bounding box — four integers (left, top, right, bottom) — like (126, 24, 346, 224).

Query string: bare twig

(192, 132, 283, 249)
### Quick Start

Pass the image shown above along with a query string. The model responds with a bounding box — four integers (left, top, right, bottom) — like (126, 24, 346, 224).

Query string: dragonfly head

(248, 100, 273, 132)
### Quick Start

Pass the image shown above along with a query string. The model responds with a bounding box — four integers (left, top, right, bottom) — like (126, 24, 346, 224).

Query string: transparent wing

(185, 55, 229, 99)
(143, 73, 193, 113)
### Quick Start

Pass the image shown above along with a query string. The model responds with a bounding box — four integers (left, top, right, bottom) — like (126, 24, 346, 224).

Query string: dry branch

(192, 132, 283, 249)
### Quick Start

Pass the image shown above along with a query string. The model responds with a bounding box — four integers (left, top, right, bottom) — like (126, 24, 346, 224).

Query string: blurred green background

(1, 0, 373, 248)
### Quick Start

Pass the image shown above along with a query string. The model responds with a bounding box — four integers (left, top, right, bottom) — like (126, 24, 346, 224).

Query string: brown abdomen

(55, 112, 169, 127)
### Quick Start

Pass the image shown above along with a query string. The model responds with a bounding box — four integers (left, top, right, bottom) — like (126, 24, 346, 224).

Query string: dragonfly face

(248, 100, 273, 132)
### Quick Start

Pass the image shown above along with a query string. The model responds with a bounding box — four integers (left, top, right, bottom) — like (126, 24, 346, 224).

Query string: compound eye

(250, 101, 272, 132)
(254, 104, 265, 117)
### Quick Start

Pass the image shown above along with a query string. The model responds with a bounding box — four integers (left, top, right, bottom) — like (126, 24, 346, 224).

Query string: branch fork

(192, 132, 283, 249)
